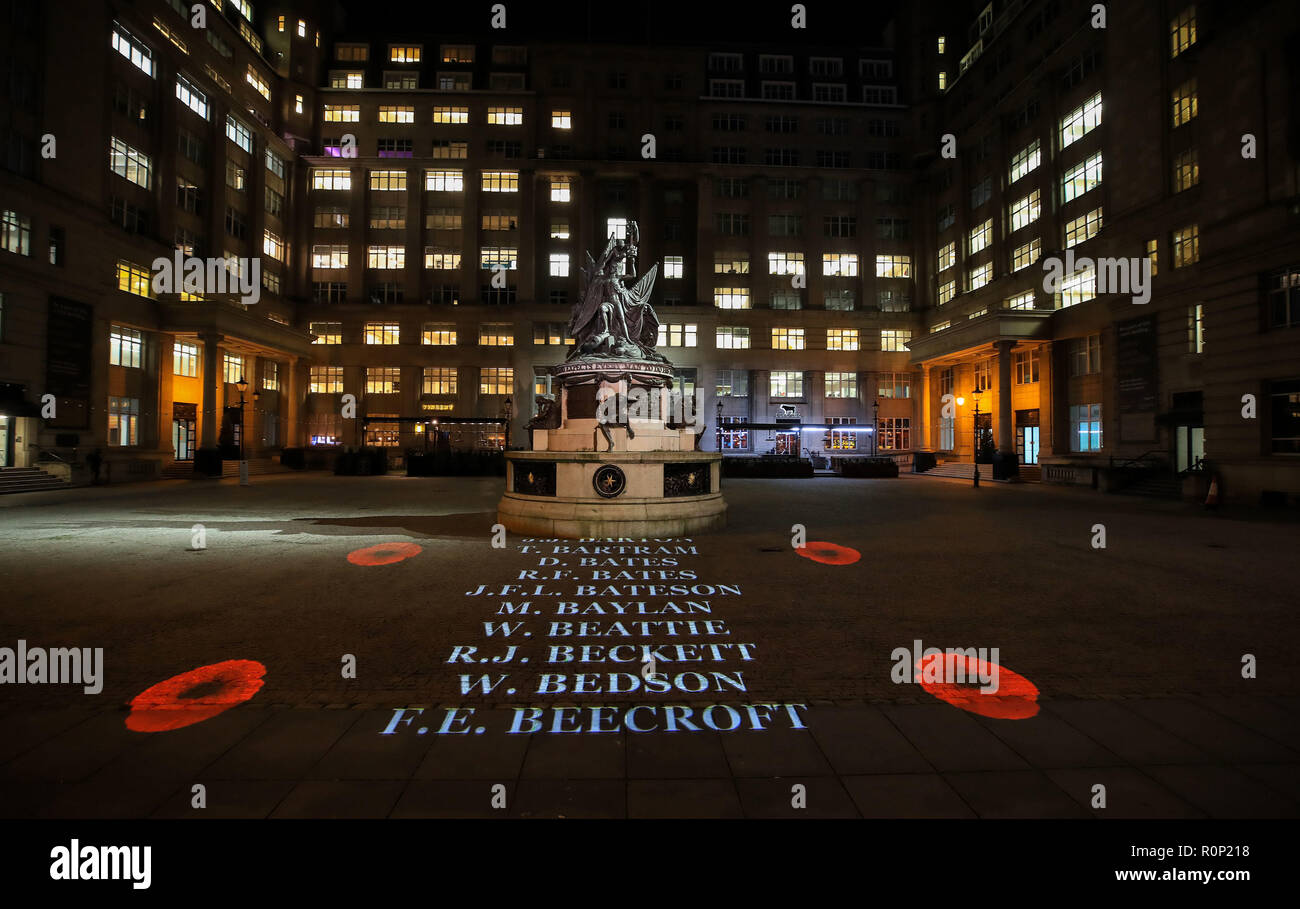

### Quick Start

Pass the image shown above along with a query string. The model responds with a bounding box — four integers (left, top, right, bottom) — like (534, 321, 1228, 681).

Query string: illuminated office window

(364, 322, 401, 345)
(771, 327, 805, 350)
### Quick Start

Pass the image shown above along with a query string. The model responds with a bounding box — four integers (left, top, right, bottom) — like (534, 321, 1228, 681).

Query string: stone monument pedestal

(497, 358, 726, 538)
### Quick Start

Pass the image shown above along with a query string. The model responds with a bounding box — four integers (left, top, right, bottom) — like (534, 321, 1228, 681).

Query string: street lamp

(715, 398, 723, 453)
(235, 376, 252, 486)
(970, 387, 983, 488)
(872, 397, 880, 456)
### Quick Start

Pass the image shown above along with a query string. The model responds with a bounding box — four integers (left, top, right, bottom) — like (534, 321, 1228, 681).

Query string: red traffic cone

(1204, 474, 1220, 509)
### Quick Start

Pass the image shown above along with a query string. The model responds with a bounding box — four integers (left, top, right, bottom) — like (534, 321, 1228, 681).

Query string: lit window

(607, 218, 629, 240)
(1009, 139, 1041, 183)
(366, 367, 401, 394)
(312, 168, 351, 190)
(423, 247, 461, 269)
(552, 110, 572, 129)
(369, 169, 408, 191)
(1005, 290, 1035, 311)
(175, 73, 209, 119)
(481, 170, 519, 192)
(549, 253, 570, 277)
(264, 361, 280, 391)
(1009, 190, 1040, 232)
(771, 327, 805, 350)
(1059, 93, 1102, 148)
(109, 137, 151, 188)
(1070, 404, 1103, 451)
(880, 329, 911, 352)
(767, 251, 804, 276)
(822, 253, 858, 276)
(310, 366, 344, 393)
(323, 104, 360, 123)
(1011, 238, 1041, 272)
(111, 22, 154, 77)
(1148, 239, 1159, 276)
(364, 322, 401, 345)
(1172, 79, 1198, 127)
(826, 328, 859, 351)
(1172, 148, 1199, 192)
(295, 94, 303, 114)
(173, 341, 199, 376)
(930, 321, 951, 334)
(968, 219, 993, 255)
(225, 115, 253, 152)
(1058, 267, 1097, 309)
(366, 246, 405, 269)
(110, 325, 143, 367)
(442, 45, 475, 63)
(825, 373, 857, 398)
(1062, 152, 1103, 203)
(1064, 207, 1104, 247)
(480, 247, 519, 270)
(297, 19, 306, 38)
(310, 322, 343, 345)
(335, 44, 369, 62)
(550, 177, 572, 202)
(223, 353, 243, 385)
(115, 261, 153, 298)
(422, 324, 457, 346)
(423, 367, 458, 395)
(713, 287, 750, 310)
(425, 169, 464, 192)
(246, 66, 270, 100)
(480, 367, 513, 395)
(108, 397, 140, 446)
(1188, 303, 1204, 353)
(390, 45, 422, 63)
(716, 326, 751, 349)
(487, 107, 524, 126)
(769, 371, 803, 398)
(968, 262, 992, 290)
(876, 255, 911, 278)
(664, 255, 684, 278)
(937, 242, 956, 272)
(433, 106, 469, 124)
(1014, 349, 1040, 384)
(1170, 6, 1197, 58)
(657, 323, 698, 347)
(1172, 224, 1199, 267)
(379, 106, 415, 124)
(1, 210, 32, 256)
(938, 280, 956, 305)
(262, 229, 284, 261)
(311, 244, 349, 269)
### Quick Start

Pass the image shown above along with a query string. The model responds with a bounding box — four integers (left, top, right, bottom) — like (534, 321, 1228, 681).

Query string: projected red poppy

(915, 652, 1040, 719)
(347, 542, 423, 566)
(126, 659, 266, 732)
(795, 541, 861, 565)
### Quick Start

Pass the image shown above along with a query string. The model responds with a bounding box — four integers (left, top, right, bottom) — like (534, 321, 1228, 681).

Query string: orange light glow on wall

(126, 659, 266, 732)
(346, 542, 423, 566)
(915, 652, 1040, 719)
(795, 541, 861, 565)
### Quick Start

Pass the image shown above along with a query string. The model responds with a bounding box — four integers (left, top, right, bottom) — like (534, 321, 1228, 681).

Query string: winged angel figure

(566, 221, 665, 362)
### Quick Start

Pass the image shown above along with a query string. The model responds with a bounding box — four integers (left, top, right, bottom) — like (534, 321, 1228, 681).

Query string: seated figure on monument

(566, 221, 666, 363)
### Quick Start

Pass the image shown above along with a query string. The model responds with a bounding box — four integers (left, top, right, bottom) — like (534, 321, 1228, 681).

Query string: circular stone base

(497, 491, 726, 538)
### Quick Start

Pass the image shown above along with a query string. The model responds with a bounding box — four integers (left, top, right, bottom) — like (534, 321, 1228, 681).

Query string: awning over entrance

(905, 309, 1053, 366)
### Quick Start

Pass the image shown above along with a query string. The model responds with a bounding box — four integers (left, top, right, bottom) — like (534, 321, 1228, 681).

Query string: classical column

(996, 340, 1014, 454)
(199, 332, 222, 448)
(918, 365, 931, 450)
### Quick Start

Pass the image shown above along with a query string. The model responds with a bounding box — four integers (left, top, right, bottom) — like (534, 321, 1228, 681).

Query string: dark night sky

(333, 0, 897, 49)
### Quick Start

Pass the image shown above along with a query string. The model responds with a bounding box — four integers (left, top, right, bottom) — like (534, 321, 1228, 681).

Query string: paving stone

(519, 730, 625, 778)
(390, 780, 510, 818)
(1043, 700, 1210, 765)
(721, 728, 833, 777)
(308, 709, 437, 780)
(880, 704, 1028, 772)
(271, 780, 406, 818)
(0, 710, 145, 782)
(735, 777, 858, 818)
(415, 726, 530, 780)
(150, 780, 297, 818)
(1044, 767, 1205, 818)
(943, 770, 1090, 818)
(35, 777, 182, 819)
(1197, 697, 1300, 751)
(1141, 765, 1300, 818)
(976, 709, 1121, 768)
(91, 705, 275, 781)
(804, 705, 931, 775)
(0, 708, 98, 765)
(200, 708, 360, 780)
(626, 729, 731, 778)
(627, 779, 743, 818)
(1232, 763, 1300, 801)
(1121, 698, 1297, 763)
(511, 779, 626, 818)
(840, 774, 975, 818)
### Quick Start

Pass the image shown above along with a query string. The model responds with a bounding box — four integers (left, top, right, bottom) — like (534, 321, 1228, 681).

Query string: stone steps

(0, 467, 70, 495)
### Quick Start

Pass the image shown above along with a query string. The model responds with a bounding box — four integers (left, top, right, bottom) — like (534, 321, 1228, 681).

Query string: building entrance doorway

(172, 403, 197, 462)
(0, 416, 9, 467)
(1016, 409, 1040, 465)
(974, 413, 994, 463)
(1175, 425, 1204, 473)
(775, 432, 800, 456)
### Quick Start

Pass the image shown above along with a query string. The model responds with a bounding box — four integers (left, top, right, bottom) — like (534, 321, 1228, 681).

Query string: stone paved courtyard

(0, 473, 1296, 818)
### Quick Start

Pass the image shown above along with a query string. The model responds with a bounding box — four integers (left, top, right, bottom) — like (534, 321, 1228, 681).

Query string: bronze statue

(524, 394, 561, 430)
(567, 221, 664, 362)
